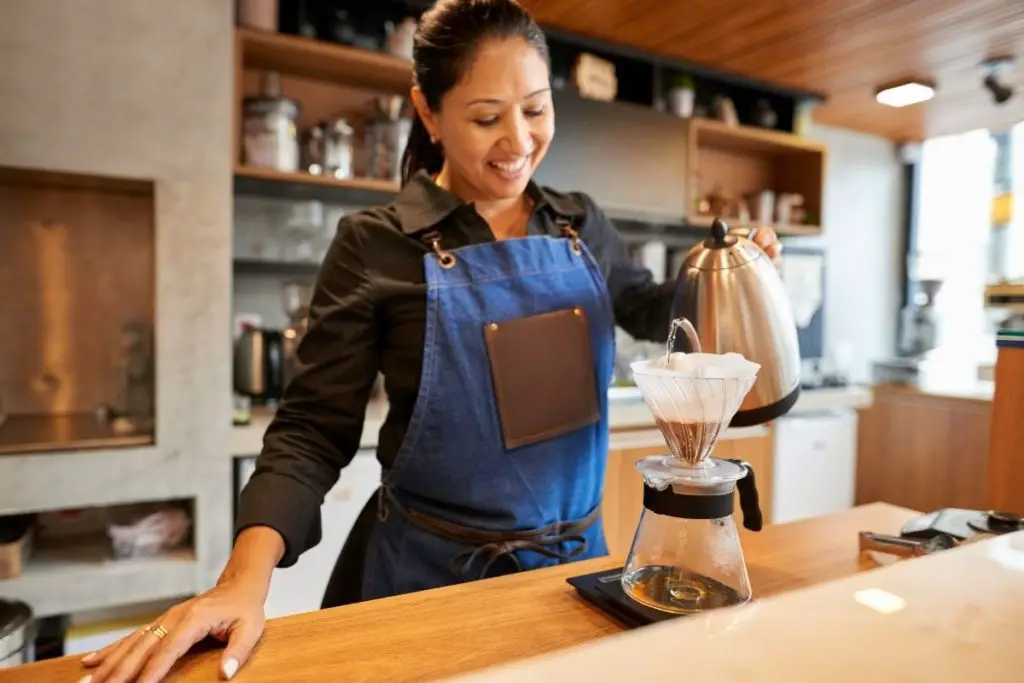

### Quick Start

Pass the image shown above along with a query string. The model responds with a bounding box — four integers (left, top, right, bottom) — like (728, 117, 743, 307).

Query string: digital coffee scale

(566, 568, 686, 628)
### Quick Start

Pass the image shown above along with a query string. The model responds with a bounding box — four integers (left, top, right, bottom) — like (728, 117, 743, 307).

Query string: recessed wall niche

(0, 166, 156, 455)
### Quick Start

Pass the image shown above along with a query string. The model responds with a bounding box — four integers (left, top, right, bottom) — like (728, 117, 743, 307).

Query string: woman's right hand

(78, 578, 266, 683)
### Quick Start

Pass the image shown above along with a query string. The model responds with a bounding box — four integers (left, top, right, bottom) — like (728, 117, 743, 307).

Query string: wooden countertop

(9, 503, 915, 683)
(447, 529, 1024, 683)
(872, 380, 994, 404)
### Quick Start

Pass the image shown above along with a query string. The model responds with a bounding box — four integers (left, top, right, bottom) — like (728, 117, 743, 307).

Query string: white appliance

(771, 411, 858, 524)
(234, 451, 381, 618)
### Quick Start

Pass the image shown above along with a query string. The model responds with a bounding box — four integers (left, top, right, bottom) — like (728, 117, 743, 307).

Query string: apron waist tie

(378, 485, 600, 580)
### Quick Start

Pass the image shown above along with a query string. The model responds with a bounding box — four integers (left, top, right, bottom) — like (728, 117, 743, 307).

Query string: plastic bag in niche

(107, 507, 191, 559)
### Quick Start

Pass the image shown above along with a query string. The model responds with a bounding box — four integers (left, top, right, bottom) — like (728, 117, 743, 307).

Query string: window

(912, 129, 996, 364)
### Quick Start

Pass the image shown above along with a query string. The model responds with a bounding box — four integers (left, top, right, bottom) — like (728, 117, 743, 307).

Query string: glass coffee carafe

(621, 319, 764, 615)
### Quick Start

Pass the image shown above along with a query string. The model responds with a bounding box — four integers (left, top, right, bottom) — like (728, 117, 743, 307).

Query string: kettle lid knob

(710, 217, 729, 247)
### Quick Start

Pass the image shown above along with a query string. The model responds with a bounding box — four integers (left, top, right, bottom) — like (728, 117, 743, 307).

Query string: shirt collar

(393, 170, 466, 236)
(394, 170, 586, 236)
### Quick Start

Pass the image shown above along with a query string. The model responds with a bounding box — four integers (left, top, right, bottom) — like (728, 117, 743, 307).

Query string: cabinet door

(602, 433, 666, 558)
(772, 412, 857, 524)
(263, 453, 381, 618)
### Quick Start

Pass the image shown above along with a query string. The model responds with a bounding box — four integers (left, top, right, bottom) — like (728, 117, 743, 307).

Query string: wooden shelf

(234, 165, 399, 206)
(233, 259, 322, 277)
(688, 119, 826, 232)
(0, 534, 196, 618)
(691, 118, 826, 155)
(237, 28, 412, 93)
(687, 214, 822, 236)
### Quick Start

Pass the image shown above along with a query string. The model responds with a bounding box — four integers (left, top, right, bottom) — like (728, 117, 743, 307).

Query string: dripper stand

(620, 325, 764, 615)
(566, 319, 764, 625)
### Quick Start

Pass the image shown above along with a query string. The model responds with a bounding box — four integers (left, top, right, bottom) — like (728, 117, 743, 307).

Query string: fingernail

(81, 652, 96, 663)
(222, 657, 239, 679)
(78, 676, 92, 683)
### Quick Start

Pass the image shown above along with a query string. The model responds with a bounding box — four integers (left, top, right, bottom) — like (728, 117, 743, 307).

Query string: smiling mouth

(487, 156, 529, 174)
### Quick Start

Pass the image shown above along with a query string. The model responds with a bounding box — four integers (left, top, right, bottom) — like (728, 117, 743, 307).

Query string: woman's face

(415, 37, 554, 201)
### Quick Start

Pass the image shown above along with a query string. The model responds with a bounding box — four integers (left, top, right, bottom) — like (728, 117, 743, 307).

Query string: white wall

(805, 124, 905, 382)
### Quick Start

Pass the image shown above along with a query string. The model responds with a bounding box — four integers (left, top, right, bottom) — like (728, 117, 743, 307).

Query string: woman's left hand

(751, 226, 783, 266)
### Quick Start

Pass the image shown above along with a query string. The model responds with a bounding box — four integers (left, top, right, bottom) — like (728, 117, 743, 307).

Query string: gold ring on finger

(149, 624, 169, 640)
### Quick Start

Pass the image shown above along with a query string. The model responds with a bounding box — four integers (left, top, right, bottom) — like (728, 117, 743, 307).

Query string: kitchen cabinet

(856, 385, 990, 512)
(601, 429, 774, 557)
(235, 451, 381, 618)
(771, 411, 858, 524)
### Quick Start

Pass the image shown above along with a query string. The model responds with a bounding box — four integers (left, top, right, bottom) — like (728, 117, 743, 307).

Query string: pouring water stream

(662, 317, 702, 365)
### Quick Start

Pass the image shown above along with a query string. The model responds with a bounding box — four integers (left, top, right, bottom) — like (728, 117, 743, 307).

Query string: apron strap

(418, 216, 584, 271)
(378, 484, 600, 580)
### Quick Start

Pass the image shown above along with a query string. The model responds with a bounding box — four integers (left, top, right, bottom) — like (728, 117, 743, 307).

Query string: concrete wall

(0, 0, 234, 590)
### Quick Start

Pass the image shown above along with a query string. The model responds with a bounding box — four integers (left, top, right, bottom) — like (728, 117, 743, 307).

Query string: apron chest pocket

(484, 307, 600, 450)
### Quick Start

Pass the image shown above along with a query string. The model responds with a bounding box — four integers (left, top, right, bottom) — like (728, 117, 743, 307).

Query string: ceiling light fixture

(875, 79, 936, 108)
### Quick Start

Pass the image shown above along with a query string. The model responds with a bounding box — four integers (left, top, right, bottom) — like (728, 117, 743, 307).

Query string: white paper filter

(630, 352, 760, 465)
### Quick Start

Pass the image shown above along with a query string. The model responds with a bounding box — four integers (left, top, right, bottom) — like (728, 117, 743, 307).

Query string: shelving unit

(687, 118, 826, 236)
(1, 534, 196, 618)
(233, 27, 828, 239)
(686, 214, 823, 237)
(232, 258, 323, 277)
(234, 165, 398, 205)
(237, 27, 412, 93)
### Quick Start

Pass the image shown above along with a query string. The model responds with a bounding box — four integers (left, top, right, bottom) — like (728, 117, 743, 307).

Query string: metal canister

(323, 119, 354, 179)
(0, 600, 34, 668)
(366, 117, 412, 184)
(242, 72, 300, 172)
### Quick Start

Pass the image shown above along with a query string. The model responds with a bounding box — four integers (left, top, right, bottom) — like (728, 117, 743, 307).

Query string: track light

(980, 57, 1015, 106)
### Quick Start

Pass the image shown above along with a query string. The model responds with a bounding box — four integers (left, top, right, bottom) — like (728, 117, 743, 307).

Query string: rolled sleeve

(575, 193, 676, 342)
(234, 217, 380, 567)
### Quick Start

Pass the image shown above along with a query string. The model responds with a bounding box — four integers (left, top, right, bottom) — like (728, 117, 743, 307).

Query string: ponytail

(401, 114, 444, 186)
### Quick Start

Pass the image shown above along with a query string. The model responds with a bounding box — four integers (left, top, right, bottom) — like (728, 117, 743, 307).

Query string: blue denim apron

(361, 223, 616, 600)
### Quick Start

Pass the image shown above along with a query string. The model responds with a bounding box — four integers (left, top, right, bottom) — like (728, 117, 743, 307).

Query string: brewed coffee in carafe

(622, 319, 764, 614)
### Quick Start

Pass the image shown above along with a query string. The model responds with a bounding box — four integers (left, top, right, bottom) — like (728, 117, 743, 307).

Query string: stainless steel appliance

(234, 326, 284, 403)
(0, 599, 34, 668)
(365, 96, 412, 183)
(897, 279, 942, 357)
(671, 218, 801, 425)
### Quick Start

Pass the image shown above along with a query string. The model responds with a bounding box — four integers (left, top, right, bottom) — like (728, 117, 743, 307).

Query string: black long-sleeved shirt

(235, 170, 675, 567)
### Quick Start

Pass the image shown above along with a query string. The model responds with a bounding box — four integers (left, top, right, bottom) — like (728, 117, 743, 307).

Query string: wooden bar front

(988, 335, 1024, 513)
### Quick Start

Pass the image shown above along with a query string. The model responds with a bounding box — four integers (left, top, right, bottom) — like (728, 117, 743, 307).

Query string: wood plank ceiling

(520, 0, 1024, 142)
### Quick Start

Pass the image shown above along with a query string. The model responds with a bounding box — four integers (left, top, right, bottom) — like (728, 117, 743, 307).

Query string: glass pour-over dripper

(621, 322, 764, 614)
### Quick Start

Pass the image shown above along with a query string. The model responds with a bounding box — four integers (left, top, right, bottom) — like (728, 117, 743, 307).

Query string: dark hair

(400, 0, 549, 185)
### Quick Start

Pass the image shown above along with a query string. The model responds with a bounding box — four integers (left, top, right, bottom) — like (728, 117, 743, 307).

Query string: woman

(80, 1, 781, 681)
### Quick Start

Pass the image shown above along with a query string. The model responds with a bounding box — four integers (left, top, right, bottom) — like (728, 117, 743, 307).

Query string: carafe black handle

(726, 459, 763, 532)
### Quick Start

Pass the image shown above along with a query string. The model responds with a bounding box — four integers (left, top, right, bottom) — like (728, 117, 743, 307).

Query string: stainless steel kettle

(672, 218, 801, 426)
(234, 326, 284, 402)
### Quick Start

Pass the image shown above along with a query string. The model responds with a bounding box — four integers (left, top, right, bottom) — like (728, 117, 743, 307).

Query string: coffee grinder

(568, 319, 764, 625)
